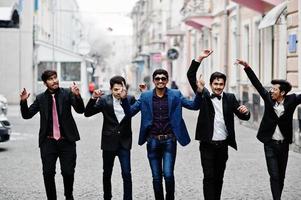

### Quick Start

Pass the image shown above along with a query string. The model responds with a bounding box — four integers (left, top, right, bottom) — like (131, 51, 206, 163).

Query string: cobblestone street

(1, 106, 301, 199)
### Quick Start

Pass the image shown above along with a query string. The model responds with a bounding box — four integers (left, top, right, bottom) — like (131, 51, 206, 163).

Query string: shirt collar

(153, 88, 168, 97)
(275, 99, 284, 106)
(112, 95, 121, 103)
(46, 88, 59, 95)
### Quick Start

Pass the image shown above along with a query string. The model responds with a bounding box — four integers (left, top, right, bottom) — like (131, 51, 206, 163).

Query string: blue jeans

(264, 141, 289, 200)
(102, 147, 132, 200)
(147, 137, 177, 200)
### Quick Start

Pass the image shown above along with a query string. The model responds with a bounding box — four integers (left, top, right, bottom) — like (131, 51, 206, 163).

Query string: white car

(0, 94, 11, 142)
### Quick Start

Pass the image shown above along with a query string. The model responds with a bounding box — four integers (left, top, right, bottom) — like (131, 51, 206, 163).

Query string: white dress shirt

(113, 96, 125, 123)
(272, 100, 285, 141)
(210, 92, 228, 141)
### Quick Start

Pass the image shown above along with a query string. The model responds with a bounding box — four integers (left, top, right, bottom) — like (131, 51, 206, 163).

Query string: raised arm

(70, 82, 85, 113)
(236, 59, 270, 100)
(19, 88, 39, 119)
(187, 49, 213, 93)
(84, 89, 105, 117)
(120, 83, 141, 117)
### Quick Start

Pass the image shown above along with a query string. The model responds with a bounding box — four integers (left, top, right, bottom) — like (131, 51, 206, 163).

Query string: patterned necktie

(52, 94, 61, 140)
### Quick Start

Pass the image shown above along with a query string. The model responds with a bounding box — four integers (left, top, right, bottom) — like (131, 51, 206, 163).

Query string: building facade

(0, 0, 94, 104)
(131, 0, 301, 151)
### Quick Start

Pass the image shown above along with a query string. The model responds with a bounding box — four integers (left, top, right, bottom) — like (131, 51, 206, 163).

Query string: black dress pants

(200, 141, 228, 200)
(40, 138, 76, 200)
(264, 141, 289, 200)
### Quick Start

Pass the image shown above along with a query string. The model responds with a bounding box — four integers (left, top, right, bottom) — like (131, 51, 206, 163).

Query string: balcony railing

(180, 0, 211, 18)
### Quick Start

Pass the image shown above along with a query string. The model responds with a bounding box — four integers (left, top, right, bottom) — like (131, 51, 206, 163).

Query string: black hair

(152, 69, 169, 80)
(41, 70, 57, 83)
(210, 72, 226, 84)
(271, 79, 292, 95)
(110, 76, 126, 88)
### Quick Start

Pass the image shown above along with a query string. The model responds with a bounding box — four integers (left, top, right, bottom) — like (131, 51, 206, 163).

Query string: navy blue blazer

(122, 88, 201, 146)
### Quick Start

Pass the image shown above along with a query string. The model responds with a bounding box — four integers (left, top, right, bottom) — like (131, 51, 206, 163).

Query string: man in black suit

(84, 76, 135, 200)
(187, 50, 250, 200)
(236, 59, 301, 200)
(20, 70, 85, 200)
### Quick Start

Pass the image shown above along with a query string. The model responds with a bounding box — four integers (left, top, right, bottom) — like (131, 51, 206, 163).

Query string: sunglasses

(154, 77, 167, 81)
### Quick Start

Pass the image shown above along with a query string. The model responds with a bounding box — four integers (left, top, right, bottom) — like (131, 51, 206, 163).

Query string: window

(37, 62, 57, 81)
(61, 62, 81, 81)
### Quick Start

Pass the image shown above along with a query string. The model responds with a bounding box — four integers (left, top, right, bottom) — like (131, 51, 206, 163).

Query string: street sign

(167, 48, 179, 60)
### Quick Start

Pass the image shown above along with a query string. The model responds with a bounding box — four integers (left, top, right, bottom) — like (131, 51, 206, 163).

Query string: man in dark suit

(236, 59, 301, 200)
(187, 50, 250, 200)
(84, 76, 135, 200)
(20, 70, 85, 200)
(121, 69, 202, 200)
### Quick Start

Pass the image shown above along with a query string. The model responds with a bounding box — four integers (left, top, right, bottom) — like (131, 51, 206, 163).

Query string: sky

(76, 0, 139, 35)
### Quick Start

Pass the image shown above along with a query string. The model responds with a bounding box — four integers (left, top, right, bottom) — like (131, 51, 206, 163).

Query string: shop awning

(184, 16, 213, 30)
(0, 0, 18, 21)
(258, 1, 287, 29)
(231, 0, 281, 13)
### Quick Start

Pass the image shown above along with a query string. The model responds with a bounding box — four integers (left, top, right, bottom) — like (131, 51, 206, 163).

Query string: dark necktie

(210, 93, 221, 100)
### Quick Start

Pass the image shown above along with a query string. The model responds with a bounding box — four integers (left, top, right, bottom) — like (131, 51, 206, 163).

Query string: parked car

(0, 94, 11, 142)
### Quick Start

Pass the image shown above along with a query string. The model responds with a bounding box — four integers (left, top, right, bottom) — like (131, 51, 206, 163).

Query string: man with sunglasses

(236, 59, 301, 200)
(120, 69, 202, 200)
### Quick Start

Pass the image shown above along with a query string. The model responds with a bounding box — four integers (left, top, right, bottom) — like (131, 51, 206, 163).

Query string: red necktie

(52, 94, 61, 140)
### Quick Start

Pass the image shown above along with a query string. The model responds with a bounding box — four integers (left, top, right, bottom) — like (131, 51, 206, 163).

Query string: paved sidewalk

(1, 107, 301, 199)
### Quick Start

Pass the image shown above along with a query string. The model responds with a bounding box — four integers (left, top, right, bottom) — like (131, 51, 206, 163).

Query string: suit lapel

(43, 92, 49, 120)
(147, 90, 154, 118)
(57, 89, 63, 116)
(222, 93, 228, 119)
(205, 90, 215, 114)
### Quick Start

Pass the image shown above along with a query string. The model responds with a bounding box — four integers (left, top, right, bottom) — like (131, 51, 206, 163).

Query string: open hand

(139, 83, 147, 92)
(196, 49, 213, 62)
(120, 81, 128, 99)
(236, 59, 250, 68)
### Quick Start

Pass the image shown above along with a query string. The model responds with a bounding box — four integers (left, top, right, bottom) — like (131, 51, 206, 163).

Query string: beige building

(182, 0, 301, 151)
(130, 0, 301, 151)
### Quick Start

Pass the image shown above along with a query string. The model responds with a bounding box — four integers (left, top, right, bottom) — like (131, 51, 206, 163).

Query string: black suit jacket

(187, 60, 250, 150)
(20, 88, 85, 147)
(244, 67, 301, 144)
(84, 95, 136, 151)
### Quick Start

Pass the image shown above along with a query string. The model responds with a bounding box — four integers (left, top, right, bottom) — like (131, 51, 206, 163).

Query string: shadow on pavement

(0, 147, 9, 152)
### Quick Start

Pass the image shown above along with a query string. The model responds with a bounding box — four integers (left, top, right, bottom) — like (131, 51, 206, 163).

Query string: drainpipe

(236, 4, 241, 102)
(224, 1, 229, 90)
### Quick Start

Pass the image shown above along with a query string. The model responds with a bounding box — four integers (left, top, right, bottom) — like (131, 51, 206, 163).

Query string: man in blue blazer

(121, 69, 202, 200)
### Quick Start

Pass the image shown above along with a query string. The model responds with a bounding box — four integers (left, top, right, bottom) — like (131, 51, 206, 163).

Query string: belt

(271, 139, 286, 145)
(149, 134, 174, 141)
(209, 140, 227, 146)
